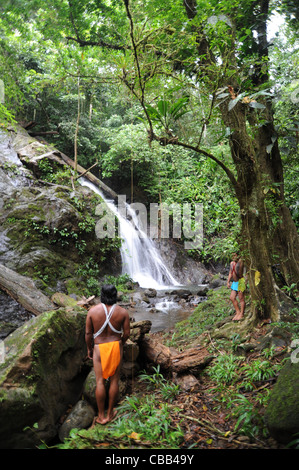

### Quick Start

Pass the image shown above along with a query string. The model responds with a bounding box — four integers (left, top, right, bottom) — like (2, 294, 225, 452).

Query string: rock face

(0, 307, 87, 449)
(156, 239, 209, 285)
(265, 359, 299, 444)
(0, 126, 121, 297)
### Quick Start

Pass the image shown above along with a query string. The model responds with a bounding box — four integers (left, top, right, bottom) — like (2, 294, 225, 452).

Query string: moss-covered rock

(0, 126, 122, 296)
(265, 359, 299, 444)
(0, 306, 87, 448)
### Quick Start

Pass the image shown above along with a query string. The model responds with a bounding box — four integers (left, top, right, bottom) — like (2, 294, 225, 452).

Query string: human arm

(85, 311, 94, 359)
(121, 311, 130, 345)
(227, 262, 232, 287)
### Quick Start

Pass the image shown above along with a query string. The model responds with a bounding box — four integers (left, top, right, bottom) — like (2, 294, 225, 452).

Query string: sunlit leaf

(129, 431, 142, 440)
(254, 270, 261, 286)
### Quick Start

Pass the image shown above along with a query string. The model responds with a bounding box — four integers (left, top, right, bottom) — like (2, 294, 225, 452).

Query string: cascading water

(80, 178, 180, 289)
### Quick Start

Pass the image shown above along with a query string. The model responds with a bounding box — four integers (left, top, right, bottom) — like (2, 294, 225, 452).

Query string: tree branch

(66, 0, 127, 51)
(148, 129, 239, 189)
(65, 35, 127, 51)
(122, 0, 154, 136)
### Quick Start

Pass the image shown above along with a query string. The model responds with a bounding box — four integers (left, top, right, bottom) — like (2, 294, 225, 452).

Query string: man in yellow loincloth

(85, 284, 130, 424)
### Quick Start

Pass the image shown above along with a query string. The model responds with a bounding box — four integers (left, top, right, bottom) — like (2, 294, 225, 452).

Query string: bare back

(86, 303, 130, 344)
(230, 259, 244, 282)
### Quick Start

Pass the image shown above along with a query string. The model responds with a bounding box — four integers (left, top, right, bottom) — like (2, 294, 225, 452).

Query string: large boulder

(58, 400, 95, 442)
(265, 359, 299, 444)
(0, 307, 87, 449)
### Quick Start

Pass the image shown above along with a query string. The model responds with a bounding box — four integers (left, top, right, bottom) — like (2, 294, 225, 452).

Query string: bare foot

(106, 409, 118, 423)
(232, 313, 244, 321)
(94, 415, 108, 425)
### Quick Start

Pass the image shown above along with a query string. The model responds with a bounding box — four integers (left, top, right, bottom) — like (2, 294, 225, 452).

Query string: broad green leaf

(157, 100, 169, 117)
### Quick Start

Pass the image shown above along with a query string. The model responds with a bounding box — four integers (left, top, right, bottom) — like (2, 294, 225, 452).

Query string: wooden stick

(75, 161, 99, 180)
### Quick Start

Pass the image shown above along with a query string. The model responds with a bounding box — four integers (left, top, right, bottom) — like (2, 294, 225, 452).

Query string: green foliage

(0, 0, 298, 288)
(206, 351, 284, 438)
(207, 353, 243, 386)
(227, 394, 268, 438)
(144, 96, 190, 129)
(102, 273, 134, 292)
(167, 287, 231, 348)
(55, 391, 183, 449)
(139, 365, 181, 402)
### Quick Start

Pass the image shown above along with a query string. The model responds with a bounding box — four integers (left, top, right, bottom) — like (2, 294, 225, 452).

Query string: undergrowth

(47, 288, 297, 449)
(52, 366, 183, 449)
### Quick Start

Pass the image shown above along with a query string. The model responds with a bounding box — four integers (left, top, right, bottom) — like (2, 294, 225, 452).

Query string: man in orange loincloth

(85, 284, 130, 424)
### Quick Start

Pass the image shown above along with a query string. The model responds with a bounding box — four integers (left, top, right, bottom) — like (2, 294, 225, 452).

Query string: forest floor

(57, 287, 297, 451)
(128, 328, 287, 451)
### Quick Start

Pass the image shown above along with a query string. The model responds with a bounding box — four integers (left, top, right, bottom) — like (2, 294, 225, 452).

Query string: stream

(125, 285, 208, 333)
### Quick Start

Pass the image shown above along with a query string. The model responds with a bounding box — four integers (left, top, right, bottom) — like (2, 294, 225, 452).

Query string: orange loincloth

(98, 341, 121, 379)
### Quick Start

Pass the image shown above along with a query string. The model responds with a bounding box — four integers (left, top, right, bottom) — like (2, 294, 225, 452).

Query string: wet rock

(0, 307, 87, 448)
(173, 373, 200, 392)
(170, 289, 192, 299)
(196, 285, 209, 296)
(51, 292, 78, 308)
(58, 400, 95, 441)
(143, 288, 157, 298)
(155, 239, 209, 285)
(208, 274, 227, 289)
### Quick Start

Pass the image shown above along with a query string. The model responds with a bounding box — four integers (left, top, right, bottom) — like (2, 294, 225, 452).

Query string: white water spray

(80, 178, 179, 289)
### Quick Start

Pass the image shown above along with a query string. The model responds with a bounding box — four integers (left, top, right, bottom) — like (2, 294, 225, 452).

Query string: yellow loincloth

(98, 341, 121, 379)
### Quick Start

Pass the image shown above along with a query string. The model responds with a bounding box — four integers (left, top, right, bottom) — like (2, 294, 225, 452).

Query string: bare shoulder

(88, 303, 103, 316)
(116, 304, 130, 318)
(118, 304, 129, 314)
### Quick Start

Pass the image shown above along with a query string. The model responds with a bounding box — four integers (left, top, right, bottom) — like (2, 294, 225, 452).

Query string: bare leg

(233, 292, 245, 320)
(230, 290, 241, 320)
(106, 342, 123, 423)
(106, 367, 120, 422)
(93, 345, 107, 424)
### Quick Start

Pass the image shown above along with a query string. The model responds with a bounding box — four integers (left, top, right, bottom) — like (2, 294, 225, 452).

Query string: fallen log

(141, 334, 214, 375)
(0, 263, 56, 315)
(171, 346, 214, 374)
(28, 131, 59, 136)
(140, 335, 172, 370)
(15, 127, 118, 201)
(57, 151, 118, 200)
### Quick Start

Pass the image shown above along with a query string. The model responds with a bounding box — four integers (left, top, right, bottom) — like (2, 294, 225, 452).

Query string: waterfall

(80, 178, 180, 289)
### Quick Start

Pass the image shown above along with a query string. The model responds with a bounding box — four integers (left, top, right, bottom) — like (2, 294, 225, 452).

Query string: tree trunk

(221, 98, 299, 321)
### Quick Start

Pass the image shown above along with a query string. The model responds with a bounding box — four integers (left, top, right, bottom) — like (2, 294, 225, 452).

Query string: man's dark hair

(101, 284, 117, 305)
